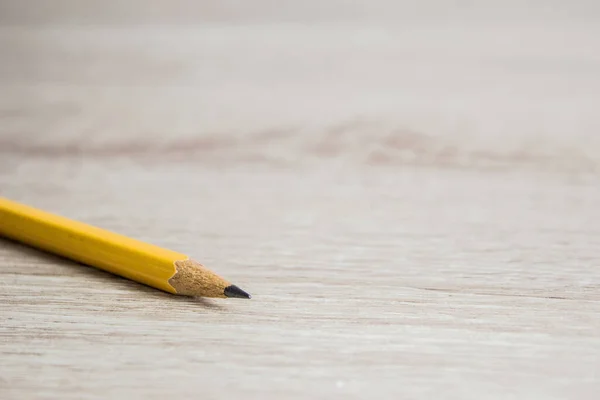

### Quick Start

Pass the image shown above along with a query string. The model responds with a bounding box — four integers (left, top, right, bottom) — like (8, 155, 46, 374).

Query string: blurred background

(1, 0, 599, 172)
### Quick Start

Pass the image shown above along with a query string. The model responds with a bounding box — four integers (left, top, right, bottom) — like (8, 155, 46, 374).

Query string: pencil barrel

(0, 197, 183, 294)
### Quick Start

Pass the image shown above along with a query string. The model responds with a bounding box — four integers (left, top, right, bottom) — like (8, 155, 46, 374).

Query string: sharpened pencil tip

(224, 285, 251, 299)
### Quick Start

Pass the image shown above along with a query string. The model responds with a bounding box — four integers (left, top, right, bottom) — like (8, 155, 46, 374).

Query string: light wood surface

(1, 2, 600, 399)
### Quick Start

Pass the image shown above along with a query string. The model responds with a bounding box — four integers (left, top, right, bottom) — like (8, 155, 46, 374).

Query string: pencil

(0, 197, 250, 299)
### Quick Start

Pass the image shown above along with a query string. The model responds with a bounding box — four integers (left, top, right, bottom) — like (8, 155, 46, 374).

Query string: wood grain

(1, 2, 600, 399)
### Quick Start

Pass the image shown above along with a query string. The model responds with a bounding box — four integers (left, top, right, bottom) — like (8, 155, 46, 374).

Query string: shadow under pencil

(0, 237, 228, 310)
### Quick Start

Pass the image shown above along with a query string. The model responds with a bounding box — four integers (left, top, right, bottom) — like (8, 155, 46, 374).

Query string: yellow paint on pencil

(0, 197, 183, 293)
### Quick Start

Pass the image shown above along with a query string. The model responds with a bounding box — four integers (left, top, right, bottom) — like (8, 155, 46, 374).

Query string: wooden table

(1, 2, 599, 399)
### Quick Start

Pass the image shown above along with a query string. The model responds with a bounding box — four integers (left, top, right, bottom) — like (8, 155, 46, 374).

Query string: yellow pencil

(0, 197, 250, 299)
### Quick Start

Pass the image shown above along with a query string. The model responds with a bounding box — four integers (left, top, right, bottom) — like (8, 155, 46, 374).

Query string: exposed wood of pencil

(0, 197, 249, 299)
